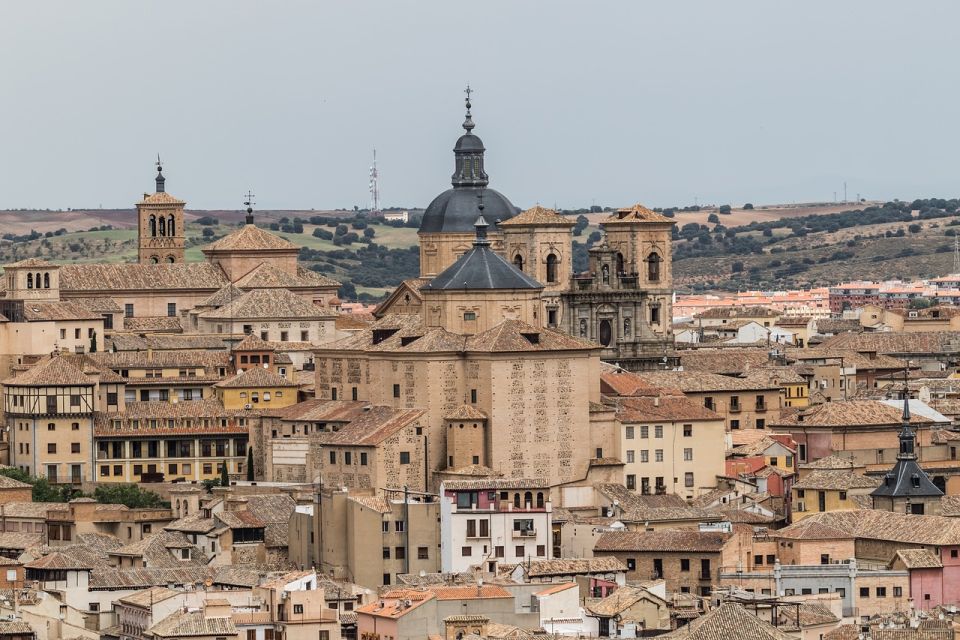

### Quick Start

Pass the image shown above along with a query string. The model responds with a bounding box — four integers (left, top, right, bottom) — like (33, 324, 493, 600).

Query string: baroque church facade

(379, 96, 675, 370)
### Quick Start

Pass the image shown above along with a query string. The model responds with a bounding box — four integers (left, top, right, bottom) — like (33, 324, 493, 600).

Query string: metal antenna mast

(954, 236, 960, 274)
(369, 149, 381, 216)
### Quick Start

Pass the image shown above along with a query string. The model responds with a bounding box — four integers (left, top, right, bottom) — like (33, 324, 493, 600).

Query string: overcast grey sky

(0, 1, 957, 211)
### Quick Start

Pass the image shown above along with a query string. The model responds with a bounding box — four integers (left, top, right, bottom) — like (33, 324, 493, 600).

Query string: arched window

(647, 253, 661, 282)
(601, 264, 610, 284)
(150, 256, 159, 264)
(167, 256, 175, 264)
(579, 319, 587, 338)
(35, 273, 41, 289)
(149, 215, 157, 237)
(524, 491, 533, 507)
(536, 492, 544, 508)
(624, 318, 632, 337)
(513, 255, 524, 272)
(616, 252, 625, 275)
(546, 254, 558, 283)
(168, 215, 175, 236)
(43, 273, 50, 289)
(26, 273, 32, 289)
(513, 493, 521, 508)
(158, 216, 166, 236)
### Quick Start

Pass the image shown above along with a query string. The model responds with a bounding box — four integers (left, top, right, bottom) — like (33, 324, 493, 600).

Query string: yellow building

(214, 366, 299, 410)
(791, 469, 880, 521)
(95, 399, 256, 483)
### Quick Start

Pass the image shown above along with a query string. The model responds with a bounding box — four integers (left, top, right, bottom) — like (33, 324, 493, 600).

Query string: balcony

(729, 404, 741, 413)
(699, 571, 712, 580)
(512, 529, 537, 539)
(755, 404, 768, 413)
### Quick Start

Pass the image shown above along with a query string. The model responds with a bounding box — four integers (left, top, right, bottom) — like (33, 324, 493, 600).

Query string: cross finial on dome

(155, 154, 165, 193)
(243, 190, 256, 225)
(463, 84, 475, 133)
(902, 367, 911, 423)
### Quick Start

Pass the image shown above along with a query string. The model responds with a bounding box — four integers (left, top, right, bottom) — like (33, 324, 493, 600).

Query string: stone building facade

(137, 163, 185, 265)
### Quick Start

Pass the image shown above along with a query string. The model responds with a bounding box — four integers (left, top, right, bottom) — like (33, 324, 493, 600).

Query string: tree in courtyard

(220, 460, 230, 487)
(246, 449, 254, 482)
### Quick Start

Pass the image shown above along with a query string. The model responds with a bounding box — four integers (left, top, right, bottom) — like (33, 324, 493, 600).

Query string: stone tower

(561, 204, 676, 370)
(137, 161, 185, 264)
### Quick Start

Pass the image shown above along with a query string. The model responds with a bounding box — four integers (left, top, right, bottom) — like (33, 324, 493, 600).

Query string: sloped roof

(423, 239, 542, 291)
(612, 395, 722, 422)
(894, 549, 942, 569)
(199, 287, 332, 320)
(59, 263, 228, 292)
(594, 529, 729, 553)
(233, 333, 274, 351)
(587, 584, 665, 617)
(794, 470, 880, 491)
(776, 510, 960, 545)
(3, 355, 94, 386)
(202, 224, 298, 252)
(148, 610, 237, 638)
(632, 370, 780, 392)
(443, 405, 487, 420)
(498, 205, 574, 227)
(22, 300, 102, 321)
(776, 400, 936, 428)
(318, 407, 424, 446)
(659, 603, 794, 640)
(604, 203, 674, 224)
(214, 366, 297, 388)
(198, 283, 245, 308)
(138, 191, 185, 205)
(521, 557, 626, 577)
(25, 551, 93, 571)
(465, 320, 595, 353)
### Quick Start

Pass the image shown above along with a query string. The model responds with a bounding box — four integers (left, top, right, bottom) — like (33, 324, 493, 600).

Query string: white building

(439, 479, 552, 574)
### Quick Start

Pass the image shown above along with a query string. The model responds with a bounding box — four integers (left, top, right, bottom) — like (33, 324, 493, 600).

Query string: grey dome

(420, 187, 518, 234)
(454, 133, 485, 152)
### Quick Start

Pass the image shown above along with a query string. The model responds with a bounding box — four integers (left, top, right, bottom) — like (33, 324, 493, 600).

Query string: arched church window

(168, 215, 175, 236)
(43, 273, 50, 289)
(150, 256, 159, 264)
(601, 264, 610, 284)
(158, 216, 166, 236)
(35, 273, 41, 289)
(149, 215, 157, 237)
(524, 491, 533, 507)
(647, 253, 661, 282)
(624, 318, 631, 337)
(536, 492, 544, 508)
(167, 256, 175, 264)
(514, 255, 524, 272)
(513, 493, 521, 509)
(579, 319, 587, 338)
(26, 273, 32, 289)
(599, 319, 612, 347)
(546, 254, 558, 283)
(616, 252, 625, 275)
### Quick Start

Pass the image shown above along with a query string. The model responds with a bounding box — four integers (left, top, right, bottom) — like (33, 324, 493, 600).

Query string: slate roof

(199, 288, 333, 320)
(202, 224, 298, 252)
(594, 529, 730, 553)
(422, 231, 543, 291)
(59, 263, 228, 292)
(659, 603, 794, 640)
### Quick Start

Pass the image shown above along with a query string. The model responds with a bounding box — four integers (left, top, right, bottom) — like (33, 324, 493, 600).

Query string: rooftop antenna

(369, 149, 381, 216)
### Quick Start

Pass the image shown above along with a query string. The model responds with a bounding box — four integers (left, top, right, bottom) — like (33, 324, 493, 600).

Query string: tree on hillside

(719, 205, 732, 214)
(707, 213, 720, 224)
(202, 228, 215, 238)
(743, 203, 754, 210)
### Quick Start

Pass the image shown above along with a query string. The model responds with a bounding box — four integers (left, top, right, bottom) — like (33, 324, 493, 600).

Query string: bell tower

(137, 157, 186, 264)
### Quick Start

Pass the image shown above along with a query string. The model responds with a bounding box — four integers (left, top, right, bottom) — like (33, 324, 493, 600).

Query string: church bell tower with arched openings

(137, 159, 186, 264)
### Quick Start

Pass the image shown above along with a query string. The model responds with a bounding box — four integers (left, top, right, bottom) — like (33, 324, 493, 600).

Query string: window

(382, 521, 389, 533)
(684, 448, 693, 461)
(626, 558, 636, 571)
(345, 452, 352, 466)
(107, 392, 118, 406)
(360, 452, 368, 466)
(536, 544, 546, 556)
(382, 547, 390, 559)
(876, 587, 886, 597)
(393, 384, 400, 398)
(124, 303, 134, 318)
(461, 546, 472, 557)
(463, 311, 477, 321)
(625, 426, 635, 439)
(655, 449, 663, 462)
(418, 547, 429, 559)
(754, 554, 763, 566)
(399, 451, 410, 464)
(470, 389, 478, 404)
(47, 423, 55, 431)
(626, 475, 636, 490)
(894, 586, 902, 597)
(515, 546, 524, 557)
(770, 457, 778, 467)
(626, 450, 635, 463)
(89, 603, 100, 612)
(47, 443, 57, 454)
(495, 546, 504, 557)
(650, 305, 660, 324)
(395, 521, 404, 532)
(382, 574, 390, 585)
(730, 419, 740, 430)
(757, 419, 766, 429)
(329, 451, 336, 464)
(640, 425, 649, 438)
(683, 424, 693, 437)
(654, 425, 663, 438)
(685, 472, 694, 488)
(293, 604, 303, 615)
(395, 546, 405, 559)
(301, 331, 309, 341)
(647, 253, 661, 281)
(640, 450, 649, 463)
(100, 465, 109, 477)
(860, 587, 869, 597)
(839, 491, 847, 500)
(71, 443, 80, 454)
(167, 302, 177, 317)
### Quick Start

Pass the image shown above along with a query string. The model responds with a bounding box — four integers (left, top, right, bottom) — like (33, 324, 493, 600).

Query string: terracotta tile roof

(214, 366, 297, 388)
(824, 625, 860, 640)
(611, 395, 722, 422)
(521, 557, 626, 577)
(714, 508, 777, 524)
(203, 224, 298, 252)
(894, 549, 942, 569)
(443, 405, 487, 420)
(335, 313, 373, 330)
(815, 319, 861, 335)
(199, 287, 333, 320)
(148, 610, 237, 638)
(605, 204, 674, 224)
(817, 331, 960, 356)
(660, 602, 794, 640)
(799, 453, 861, 471)
(697, 305, 781, 320)
(261, 398, 366, 421)
(0, 501, 67, 518)
(82, 296, 124, 313)
(940, 495, 960, 517)
(350, 495, 392, 513)
(730, 436, 795, 457)
(442, 464, 500, 478)
(872, 629, 952, 640)
(164, 512, 216, 535)
(243, 494, 296, 524)
(465, 320, 596, 353)
(122, 316, 183, 332)
(428, 585, 512, 600)
(498, 205, 575, 227)
(21, 300, 102, 321)
(596, 484, 718, 522)
(0, 622, 34, 635)
(319, 407, 424, 446)
(777, 510, 960, 545)
(0, 476, 33, 490)
(534, 582, 577, 596)
(117, 586, 181, 608)
(95, 399, 255, 435)
(5, 258, 55, 268)
(742, 367, 808, 386)
(3, 354, 94, 386)
(357, 590, 436, 618)
(232, 262, 340, 288)
(777, 602, 839, 628)
(110, 532, 206, 569)
(594, 529, 730, 553)
(443, 478, 548, 491)
(138, 191, 185, 205)
(25, 551, 93, 570)
(89, 566, 208, 589)
(587, 584, 665, 617)
(633, 370, 780, 392)
(89, 350, 230, 369)
(198, 283, 245, 308)
(233, 333, 274, 351)
(59, 263, 228, 292)
(775, 400, 937, 428)
(600, 367, 683, 396)
(793, 470, 880, 491)
(678, 349, 772, 375)
(216, 510, 265, 529)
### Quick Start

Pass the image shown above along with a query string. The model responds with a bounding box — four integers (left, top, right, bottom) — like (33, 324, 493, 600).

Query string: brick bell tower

(137, 157, 186, 264)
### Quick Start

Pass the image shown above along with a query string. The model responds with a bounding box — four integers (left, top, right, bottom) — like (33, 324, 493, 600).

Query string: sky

(0, 1, 958, 211)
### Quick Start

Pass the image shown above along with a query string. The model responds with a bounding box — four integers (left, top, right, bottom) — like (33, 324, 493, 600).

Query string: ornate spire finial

(462, 84, 475, 133)
(155, 154, 165, 193)
(243, 190, 256, 225)
(902, 367, 911, 423)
